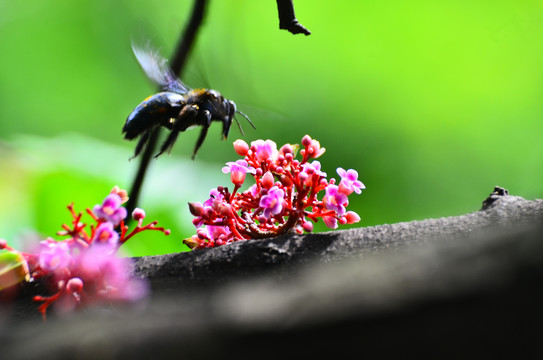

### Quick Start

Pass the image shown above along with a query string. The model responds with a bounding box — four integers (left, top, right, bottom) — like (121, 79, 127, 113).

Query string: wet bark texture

(3, 189, 543, 359)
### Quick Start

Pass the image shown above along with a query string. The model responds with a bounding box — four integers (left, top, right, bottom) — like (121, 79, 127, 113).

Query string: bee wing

(131, 41, 189, 94)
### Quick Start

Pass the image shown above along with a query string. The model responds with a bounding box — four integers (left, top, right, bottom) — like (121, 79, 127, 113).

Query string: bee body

(123, 92, 184, 139)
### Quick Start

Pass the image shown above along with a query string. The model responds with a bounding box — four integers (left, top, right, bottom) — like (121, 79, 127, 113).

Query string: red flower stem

(121, 221, 169, 245)
(247, 213, 299, 239)
(86, 208, 99, 221)
(230, 184, 241, 201)
(34, 282, 65, 321)
(230, 224, 247, 240)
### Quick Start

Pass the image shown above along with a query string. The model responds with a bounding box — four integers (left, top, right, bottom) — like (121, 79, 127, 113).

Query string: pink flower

(301, 135, 326, 159)
(322, 215, 338, 229)
(204, 188, 225, 207)
(92, 222, 119, 247)
(222, 160, 255, 186)
(203, 225, 231, 240)
(259, 186, 285, 219)
(323, 185, 348, 216)
(93, 194, 127, 226)
(38, 239, 72, 272)
(302, 161, 327, 177)
(251, 139, 278, 162)
(300, 161, 327, 186)
(78, 246, 148, 302)
(246, 184, 259, 197)
(337, 168, 365, 195)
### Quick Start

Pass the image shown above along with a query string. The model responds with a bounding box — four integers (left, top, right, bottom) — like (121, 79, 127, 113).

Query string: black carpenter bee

(123, 43, 254, 159)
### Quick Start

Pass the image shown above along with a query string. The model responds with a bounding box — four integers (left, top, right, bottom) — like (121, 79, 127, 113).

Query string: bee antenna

(236, 110, 256, 130)
(233, 116, 245, 136)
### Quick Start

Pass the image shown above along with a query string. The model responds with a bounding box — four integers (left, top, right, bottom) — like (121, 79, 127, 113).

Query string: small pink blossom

(251, 139, 278, 162)
(323, 185, 348, 216)
(39, 239, 72, 272)
(337, 168, 365, 195)
(204, 188, 225, 207)
(93, 194, 127, 226)
(300, 161, 327, 186)
(204, 225, 231, 241)
(259, 186, 285, 219)
(222, 160, 255, 186)
(322, 215, 338, 229)
(78, 246, 147, 302)
(92, 222, 119, 247)
(301, 135, 326, 159)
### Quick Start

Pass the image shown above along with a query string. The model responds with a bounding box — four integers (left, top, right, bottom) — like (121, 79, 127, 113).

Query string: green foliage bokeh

(0, 0, 542, 255)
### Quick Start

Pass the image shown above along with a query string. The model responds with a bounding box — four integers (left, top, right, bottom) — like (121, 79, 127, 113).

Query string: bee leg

(191, 110, 212, 160)
(130, 130, 151, 160)
(154, 130, 179, 159)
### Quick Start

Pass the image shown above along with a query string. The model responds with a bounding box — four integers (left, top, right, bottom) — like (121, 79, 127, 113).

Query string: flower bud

(262, 171, 274, 189)
(280, 174, 293, 187)
(302, 135, 312, 147)
(218, 203, 233, 217)
(67, 277, 84, 293)
(233, 139, 250, 156)
(345, 211, 361, 224)
(132, 208, 146, 221)
(279, 144, 293, 155)
(188, 202, 205, 216)
(183, 235, 204, 250)
(302, 221, 314, 232)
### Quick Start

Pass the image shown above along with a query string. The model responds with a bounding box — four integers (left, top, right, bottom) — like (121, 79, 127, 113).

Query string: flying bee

(123, 43, 254, 159)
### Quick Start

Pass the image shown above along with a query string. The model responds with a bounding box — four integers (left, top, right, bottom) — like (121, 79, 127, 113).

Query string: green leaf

(0, 250, 30, 290)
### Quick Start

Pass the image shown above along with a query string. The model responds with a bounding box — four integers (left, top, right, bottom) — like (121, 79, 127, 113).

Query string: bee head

(221, 100, 236, 140)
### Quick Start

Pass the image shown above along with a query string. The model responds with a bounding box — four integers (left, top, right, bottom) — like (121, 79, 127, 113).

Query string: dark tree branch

(125, 0, 208, 223)
(276, 0, 311, 35)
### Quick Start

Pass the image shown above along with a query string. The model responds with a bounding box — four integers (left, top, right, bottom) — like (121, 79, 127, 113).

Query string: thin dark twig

(276, 0, 311, 35)
(125, 0, 208, 223)
(171, 0, 207, 77)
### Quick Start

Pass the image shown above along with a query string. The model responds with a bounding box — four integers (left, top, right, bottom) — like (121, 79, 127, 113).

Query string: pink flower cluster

(184, 135, 365, 249)
(0, 187, 170, 319)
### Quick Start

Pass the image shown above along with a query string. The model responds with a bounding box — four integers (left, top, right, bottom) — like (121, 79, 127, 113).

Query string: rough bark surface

(2, 192, 543, 359)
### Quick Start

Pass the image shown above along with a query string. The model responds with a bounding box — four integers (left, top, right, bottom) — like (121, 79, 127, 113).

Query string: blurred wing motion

(131, 41, 189, 94)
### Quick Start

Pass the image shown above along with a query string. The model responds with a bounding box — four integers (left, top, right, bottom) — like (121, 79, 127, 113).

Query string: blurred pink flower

(93, 193, 127, 226)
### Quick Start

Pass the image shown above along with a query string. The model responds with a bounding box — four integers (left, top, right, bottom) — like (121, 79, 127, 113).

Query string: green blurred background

(0, 0, 542, 256)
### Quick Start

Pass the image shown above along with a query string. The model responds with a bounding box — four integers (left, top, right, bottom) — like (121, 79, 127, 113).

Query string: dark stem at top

(276, 0, 311, 35)
(125, 0, 208, 223)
